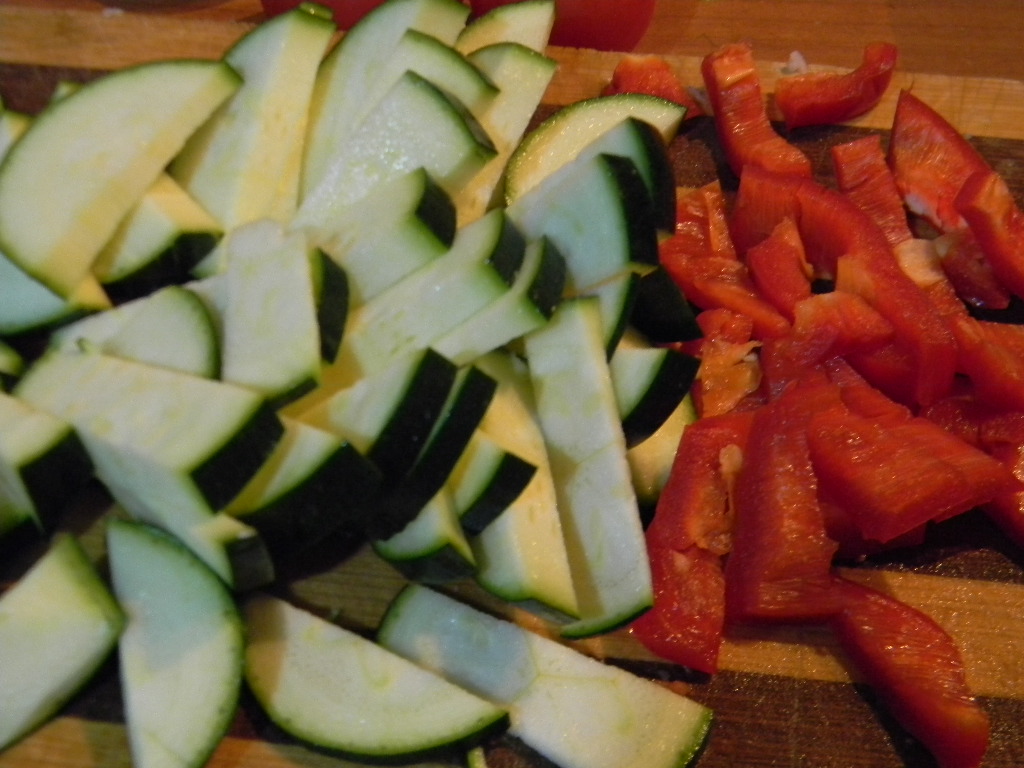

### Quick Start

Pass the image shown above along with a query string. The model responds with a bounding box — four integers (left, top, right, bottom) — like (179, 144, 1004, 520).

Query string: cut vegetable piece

(0, 534, 123, 751)
(0, 60, 239, 297)
(297, 71, 494, 231)
(449, 429, 536, 535)
(91, 174, 221, 303)
(504, 93, 684, 210)
(507, 152, 659, 296)
(627, 394, 697, 508)
(0, 392, 91, 539)
(227, 417, 381, 558)
(455, 42, 558, 224)
(611, 331, 699, 446)
(0, 339, 24, 390)
(0, 254, 111, 336)
(49, 285, 220, 378)
(524, 299, 652, 636)
(374, 485, 477, 582)
(0, 107, 30, 156)
(470, 351, 579, 619)
(216, 220, 323, 406)
(317, 168, 455, 305)
(243, 593, 508, 761)
(433, 236, 565, 365)
(455, 0, 555, 54)
(578, 267, 640, 354)
(630, 265, 703, 343)
(302, 0, 470, 199)
(171, 6, 335, 229)
(379, 584, 712, 768)
(338, 209, 526, 378)
(108, 519, 243, 768)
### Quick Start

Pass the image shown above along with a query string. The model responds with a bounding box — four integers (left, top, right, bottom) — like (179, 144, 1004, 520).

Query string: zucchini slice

(108, 519, 244, 768)
(0, 60, 239, 297)
(455, 0, 555, 55)
(243, 593, 508, 762)
(0, 534, 124, 752)
(379, 584, 713, 768)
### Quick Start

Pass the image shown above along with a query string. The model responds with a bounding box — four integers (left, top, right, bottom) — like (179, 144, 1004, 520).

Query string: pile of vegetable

(0, 1, 1022, 767)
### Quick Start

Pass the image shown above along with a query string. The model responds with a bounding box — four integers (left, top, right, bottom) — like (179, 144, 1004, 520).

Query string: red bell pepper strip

(700, 42, 813, 179)
(774, 42, 899, 130)
(743, 216, 813, 321)
(687, 308, 765, 418)
(936, 231, 1012, 310)
(950, 314, 1024, 413)
(977, 411, 1024, 548)
(634, 411, 754, 673)
(831, 133, 914, 247)
(830, 578, 990, 768)
(724, 374, 842, 623)
(602, 54, 705, 117)
(887, 89, 991, 233)
(807, 401, 1017, 543)
(955, 168, 1024, 301)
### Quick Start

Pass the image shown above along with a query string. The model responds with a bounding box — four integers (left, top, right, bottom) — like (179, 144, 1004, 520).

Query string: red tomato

(831, 133, 913, 247)
(700, 43, 813, 179)
(887, 89, 991, 233)
(774, 42, 899, 130)
(469, 0, 655, 51)
(259, 0, 386, 29)
(724, 374, 842, 623)
(831, 578, 990, 768)
(602, 54, 705, 116)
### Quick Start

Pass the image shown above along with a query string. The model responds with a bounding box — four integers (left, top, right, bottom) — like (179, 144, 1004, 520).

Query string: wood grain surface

(2, 2, 1024, 767)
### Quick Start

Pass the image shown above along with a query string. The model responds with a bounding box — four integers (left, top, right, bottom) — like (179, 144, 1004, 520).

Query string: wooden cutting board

(2, 4, 1024, 768)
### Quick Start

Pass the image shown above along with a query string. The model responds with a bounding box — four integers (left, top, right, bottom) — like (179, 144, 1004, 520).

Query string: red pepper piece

(955, 168, 1024, 301)
(744, 216, 813, 320)
(831, 133, 914, 247)
(774, 42, 898, 130)
(831, 578, 990, 768)
(950, 315, 1024, 412)
(937, 231, 1012, 311)
(602, 54, 705, 117)
(701, 42, 812, 178)
(724, 374, 842, 624)
(887, 89, 991, 233)
(688, 308, 765, 418)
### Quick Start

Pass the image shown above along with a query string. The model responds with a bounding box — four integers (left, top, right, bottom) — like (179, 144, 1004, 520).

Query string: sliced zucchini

(0, 534, 124, 752)
(108, 518, 244, 768)
(373, 485, 476, 583)
(0, 339, 24, 390)
(454, 42, 557, 224)
(243, 593, 508, 762)
(630, 264, 703, 343)
(432, 236, 565, 365)
(227, 416, 380, 558)
(504, 93, 685, 210)
(91, 174, 221, 303)
(379, 584, 713, 768)
(0, 255, 111, 337)
(524, 298, 652, 637)
(0, 60, 240, 297)
(301, 0, 470, 200)
(171, 6, 335, 229)
(296, 70, 495, 232)
(610, 331, 699, 447)
(49, 285, 220, 378)
(0, 392, 91, 540)
(507, 152, 659, 298)
(448, 430, 536, 536)
(628, 394, 697, 509)
(317, 168, 455, 306)
(0, 107, 30, 156)
(455, 0, 555, 55)
(577, 267, 640, 355)
(337, 209, 526, 379)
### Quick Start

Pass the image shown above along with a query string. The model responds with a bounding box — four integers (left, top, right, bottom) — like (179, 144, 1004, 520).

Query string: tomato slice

(774, 42, 899, 130)
(955, 169, 1024, 301)
(831, 133, 913, 247)
(831, 578, 990, 768)
(724, 374, 842, 624)
(700, 43, 812, 179)
(887, 89, 991, 233)
(602, 54, 705, 116)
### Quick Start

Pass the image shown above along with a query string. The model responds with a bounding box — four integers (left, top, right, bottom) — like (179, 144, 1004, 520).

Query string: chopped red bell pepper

(700, 42, 813, 179)
(955, 168, 1024, 301)
(808, 401, 1017, 543)
(724, 375, 842, 623)
(887, 89, 991, 233)
(950, 314, 1024, 412)
(936, 231, 1012, 310)
(688, 308, 765, 418)
(743, 216, 813, 321)
(831, 133, 914, 247)
(830, 578, 990, 768)
(602, 54, 705, 117)
(774, 42, 898, 130)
